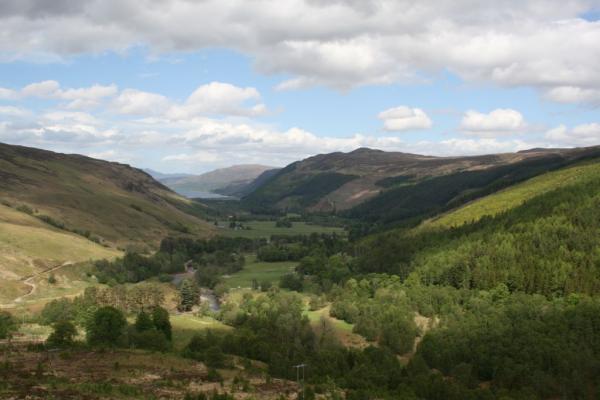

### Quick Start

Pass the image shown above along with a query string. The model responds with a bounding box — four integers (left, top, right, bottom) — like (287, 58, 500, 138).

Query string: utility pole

(293, 363, 307, 400)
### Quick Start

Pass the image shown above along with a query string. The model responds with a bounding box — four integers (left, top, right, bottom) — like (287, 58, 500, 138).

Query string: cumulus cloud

(111, 82, 267, 118)
(18, 80, 117, 109)
(545, 123, 600, 146)
(170, 82, 267, 118)
(544, 86, 600, 106)
(111, 89, 171, 115)
(378, 106, 432, 132)
(460, 109, 527, 137)
(0, 0, 599, 102)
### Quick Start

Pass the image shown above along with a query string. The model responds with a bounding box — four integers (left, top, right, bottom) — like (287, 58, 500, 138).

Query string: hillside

(160, 164, 276, 198)
(0, 142, 215, 251)
(354, 156, 600, 297)
(243, 146, 600, 223)
(0, 201, 120, 304)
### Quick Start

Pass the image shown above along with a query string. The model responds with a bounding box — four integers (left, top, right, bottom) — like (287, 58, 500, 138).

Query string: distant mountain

(0, 142, 215, 250)
(242, 146, 600, 224)
(143, 168, 192, 181)
(160, 164, 276, 198)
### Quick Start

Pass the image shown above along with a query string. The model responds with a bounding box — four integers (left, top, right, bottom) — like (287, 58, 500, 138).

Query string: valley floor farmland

(217, 220, 344, 239)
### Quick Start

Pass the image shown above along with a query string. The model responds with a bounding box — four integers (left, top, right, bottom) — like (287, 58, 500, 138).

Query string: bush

(40, 298, 76, 325)
(46, 321, 77, 348)
(131, 329, 169, 352)
(0, 311, 17, 339)
(279, 273, 304, 292)
(152, 306, 172, 341)
(205, 345, 225, 368)
(86, 306, 127, 347)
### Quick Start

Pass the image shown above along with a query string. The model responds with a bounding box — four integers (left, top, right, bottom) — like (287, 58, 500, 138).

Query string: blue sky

(0, 1, 599, 173)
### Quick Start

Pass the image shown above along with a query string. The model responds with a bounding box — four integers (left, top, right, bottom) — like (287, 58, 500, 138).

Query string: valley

(2, 142, 600, 399)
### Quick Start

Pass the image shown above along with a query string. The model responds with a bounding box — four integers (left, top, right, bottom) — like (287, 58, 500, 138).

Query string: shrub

(0, 311, 17, 339)
(46, 320, 78, 348)
(86, 306, 127, 347)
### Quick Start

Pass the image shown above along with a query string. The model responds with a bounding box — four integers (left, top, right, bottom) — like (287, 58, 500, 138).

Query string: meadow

(222, 255, 297, 289)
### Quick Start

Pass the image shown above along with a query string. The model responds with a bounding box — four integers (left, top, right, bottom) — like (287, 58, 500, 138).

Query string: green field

(170, 314, 230, 350)
(222, 255, 297, 289)
(217, 220, 344, 239)
(421, 160, 600, 230)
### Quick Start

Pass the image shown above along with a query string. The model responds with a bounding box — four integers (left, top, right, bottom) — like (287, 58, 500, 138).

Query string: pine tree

(179, 279, 198, 312)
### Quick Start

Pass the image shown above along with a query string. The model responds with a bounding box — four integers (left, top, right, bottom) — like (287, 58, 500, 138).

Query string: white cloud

(0, 87, 17, 99)
(21, 80, 61, 97)
(0, 106, 31, 117)
(169, 82, 267, 118)
(0, 1, 599, 102)
(18, 80, 117, 109)
(378, 106, 432, 132)
(544, 86, 600, 105)
(111, 89, 171, 115)
(545, 123, 600, 146)
(460, 109, 527, 137)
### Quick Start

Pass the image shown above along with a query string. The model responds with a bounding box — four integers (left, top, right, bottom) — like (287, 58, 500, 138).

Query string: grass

(421, 160, 600, 230)
(170, 314, 230, 350)
(304, 306, 353, 333)
(222, 255, 297, 289)
(0, 202, 120, 305)
(217, 220, 344, 239)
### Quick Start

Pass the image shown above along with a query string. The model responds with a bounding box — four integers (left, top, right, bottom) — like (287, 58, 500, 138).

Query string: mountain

(242, 146, 600, 224)
(160, 164, 276, 198)
(143, 168, 192, 181)
(0, 142, 215, 251)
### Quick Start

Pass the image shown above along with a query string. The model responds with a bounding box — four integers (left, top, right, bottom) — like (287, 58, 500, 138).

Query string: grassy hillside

(0, 142, 215, 250)
(0, 202, 119, 304)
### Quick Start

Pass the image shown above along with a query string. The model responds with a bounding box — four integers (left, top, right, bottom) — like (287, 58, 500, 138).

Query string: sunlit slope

(421, 159, 600, 230)
(0, 203, 119, 303)
(0, 142, 215, 249)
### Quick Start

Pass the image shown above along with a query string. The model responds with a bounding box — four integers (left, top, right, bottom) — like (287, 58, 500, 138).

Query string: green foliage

(179, 279, 200, 312)
(86, 306, 127, 347)
(0, 311, 17, 339)
(40, 298, 77, 325)
(279, 273, 304, 292)
(94, 236, 254, 284)
(134, 311, 154, 332)
(152, 306, 172, 341)
(357, 163, 600, 297)
(46, 320, 77, 348)
(275, 218, 293, 228)
(418, 294, 600, 399)
(330, 278, 418, 354)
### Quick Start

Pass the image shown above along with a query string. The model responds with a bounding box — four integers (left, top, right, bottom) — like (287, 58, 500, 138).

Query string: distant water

(179, 190, 232, 199)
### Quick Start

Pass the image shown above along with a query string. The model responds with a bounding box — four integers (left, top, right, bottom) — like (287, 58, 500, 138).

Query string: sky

(0, 1, 600, 173)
